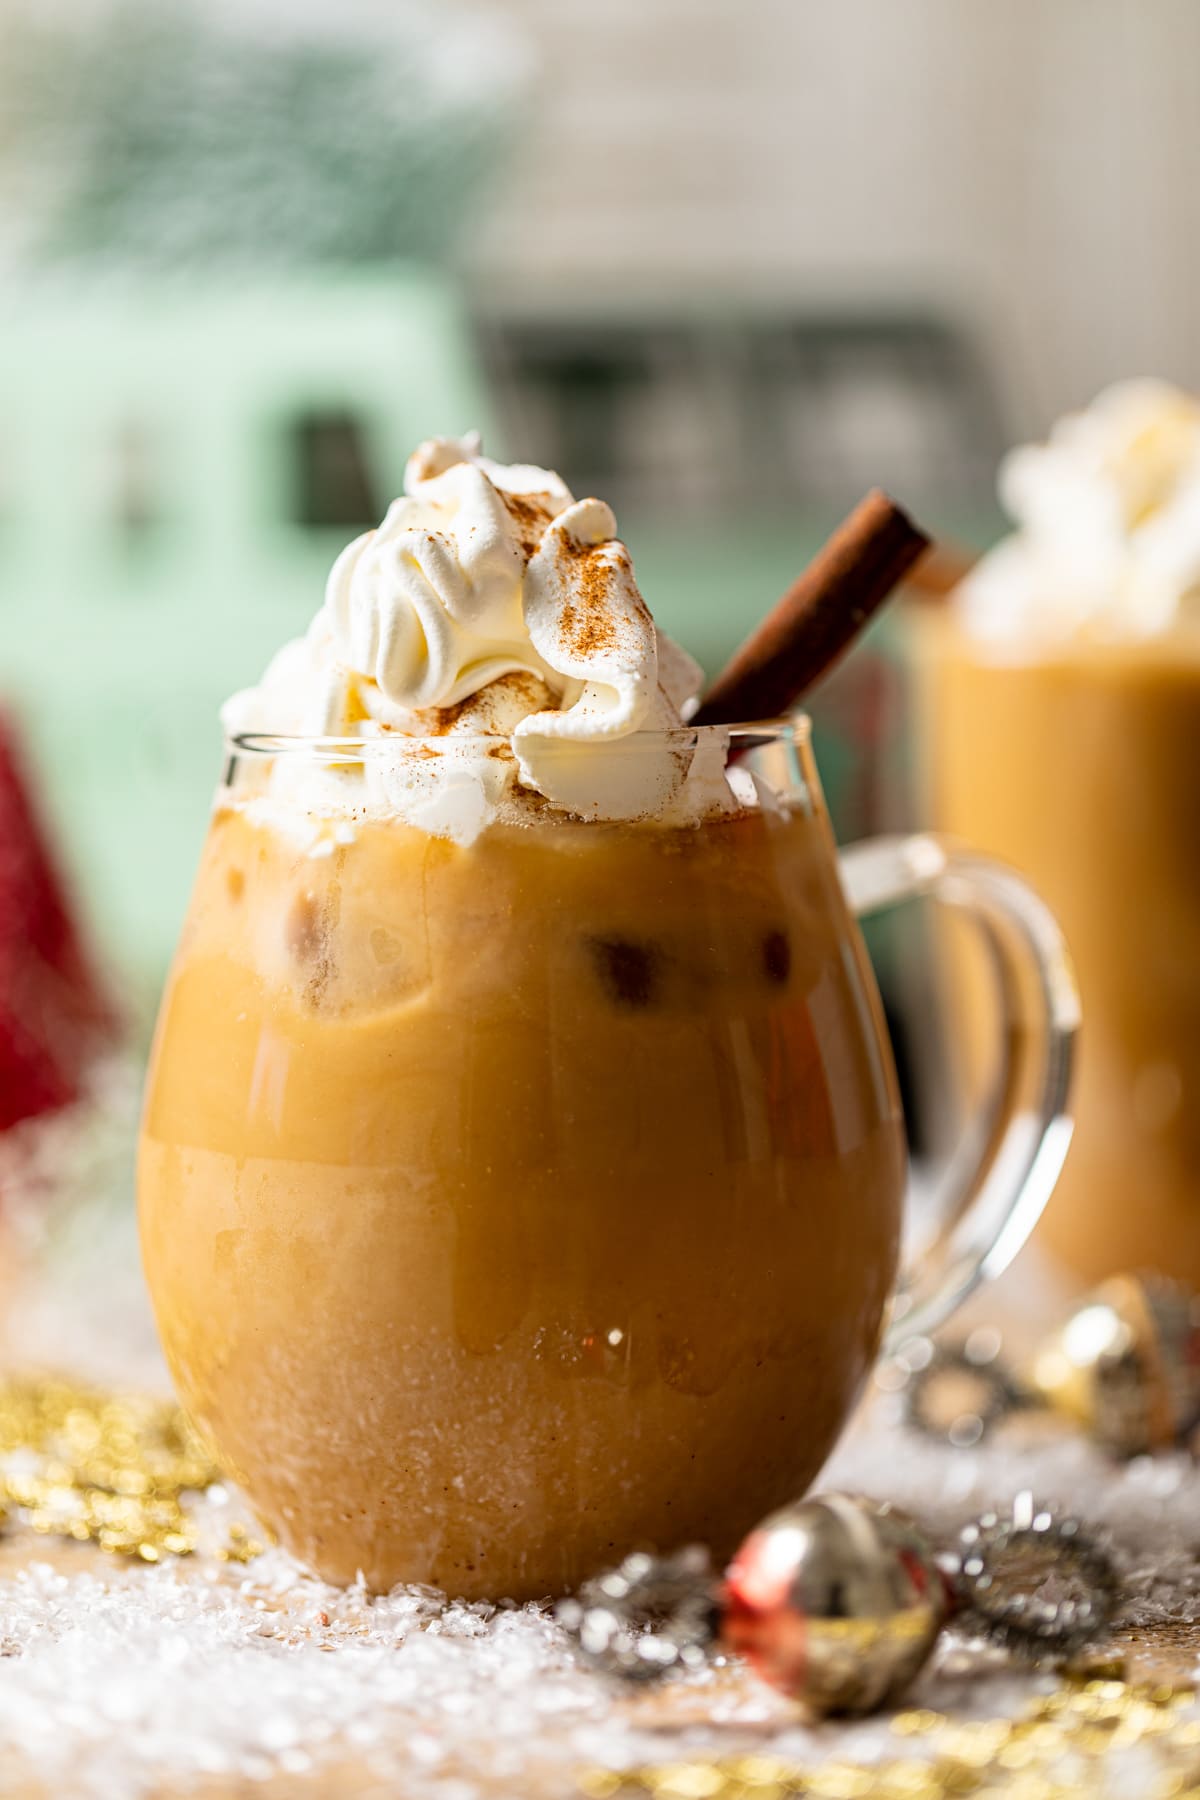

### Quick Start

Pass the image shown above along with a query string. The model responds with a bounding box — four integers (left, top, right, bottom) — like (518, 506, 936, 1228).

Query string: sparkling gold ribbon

(0, 1374, 260, 1562)
(578, 1679, 1200, 1798)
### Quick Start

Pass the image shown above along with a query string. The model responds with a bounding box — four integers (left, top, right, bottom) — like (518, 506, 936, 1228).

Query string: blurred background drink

(919, 383, 1200, 1290)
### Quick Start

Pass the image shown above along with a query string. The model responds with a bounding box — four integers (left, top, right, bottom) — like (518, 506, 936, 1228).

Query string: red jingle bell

(720, 1493, 953, 1715)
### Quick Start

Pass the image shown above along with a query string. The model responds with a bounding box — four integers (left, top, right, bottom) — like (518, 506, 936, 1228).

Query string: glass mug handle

(839, 833, 1080, 1355)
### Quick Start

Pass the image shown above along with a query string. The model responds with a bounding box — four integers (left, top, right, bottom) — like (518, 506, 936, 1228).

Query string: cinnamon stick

(691, 490, 930, 727)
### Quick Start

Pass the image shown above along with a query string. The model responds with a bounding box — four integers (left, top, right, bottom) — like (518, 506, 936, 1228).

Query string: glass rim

(225, 716, 811, 759)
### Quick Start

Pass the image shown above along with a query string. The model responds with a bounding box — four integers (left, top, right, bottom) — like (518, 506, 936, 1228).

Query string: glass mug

(919, 614, 1200, 1289)
(137, 721, 1078, 1600)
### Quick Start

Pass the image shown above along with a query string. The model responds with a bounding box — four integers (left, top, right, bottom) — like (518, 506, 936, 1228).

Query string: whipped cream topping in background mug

(957, 380, 1200, 645)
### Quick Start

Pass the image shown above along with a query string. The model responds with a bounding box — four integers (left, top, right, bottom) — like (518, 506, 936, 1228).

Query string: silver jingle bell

(556, 1546, 718, 1682)
(955, 1490, 1117, 1660)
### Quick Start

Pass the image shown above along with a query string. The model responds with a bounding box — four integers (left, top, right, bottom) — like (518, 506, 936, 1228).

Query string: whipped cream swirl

(224, 435, 732, 840)
(958, 380, 1200, 644)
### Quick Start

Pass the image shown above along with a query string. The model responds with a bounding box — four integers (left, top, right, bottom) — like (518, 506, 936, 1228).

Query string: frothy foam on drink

(957, 380, 1200, 646)
(223, 434, 739, 842)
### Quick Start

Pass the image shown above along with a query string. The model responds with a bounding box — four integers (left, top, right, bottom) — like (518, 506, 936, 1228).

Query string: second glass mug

(137, 719, 1078, 1601)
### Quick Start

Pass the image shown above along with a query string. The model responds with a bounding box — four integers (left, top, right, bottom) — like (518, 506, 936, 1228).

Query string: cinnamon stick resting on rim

(691, 489, 931, 727)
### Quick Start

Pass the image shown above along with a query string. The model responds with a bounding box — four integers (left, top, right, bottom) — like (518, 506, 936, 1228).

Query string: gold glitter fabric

(578, 1679, 1200, 1798)
(0, 1373, 255, 1561)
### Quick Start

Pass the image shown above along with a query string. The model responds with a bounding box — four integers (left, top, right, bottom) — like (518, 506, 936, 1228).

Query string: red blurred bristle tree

(0, 712, 119, 1132)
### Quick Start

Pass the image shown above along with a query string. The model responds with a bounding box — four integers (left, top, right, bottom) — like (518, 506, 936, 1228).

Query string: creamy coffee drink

(921, 382, 1200, 1289)
(138, 436, 906, 1597)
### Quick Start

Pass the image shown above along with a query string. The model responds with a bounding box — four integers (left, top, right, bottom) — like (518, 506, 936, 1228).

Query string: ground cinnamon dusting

(415, 693, 479, 737)
(554, 536, 621, 658)
(497, 489, 559, 561)
(407, 672, 551, 736)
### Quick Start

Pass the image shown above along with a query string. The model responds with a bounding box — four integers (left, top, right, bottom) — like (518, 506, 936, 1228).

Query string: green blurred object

(0, 270, 490, 991)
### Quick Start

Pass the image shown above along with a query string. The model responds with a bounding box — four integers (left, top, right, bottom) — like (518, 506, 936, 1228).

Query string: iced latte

(138, 436, 907, 1597)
